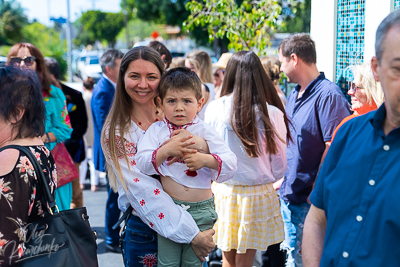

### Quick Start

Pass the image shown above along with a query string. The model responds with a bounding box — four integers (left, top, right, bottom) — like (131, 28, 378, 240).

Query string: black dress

(0, 146, 56, 266)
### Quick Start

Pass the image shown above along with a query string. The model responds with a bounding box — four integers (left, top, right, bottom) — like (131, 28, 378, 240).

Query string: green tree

(0, 0, 28, 45)
(184, 0, 301, 55)
(125, 0, 212, 47)
(281, 0, 311, 33)
(117, 17, 167, 43)
(75, 11, 124, 47)
(22, 22, 68, 80)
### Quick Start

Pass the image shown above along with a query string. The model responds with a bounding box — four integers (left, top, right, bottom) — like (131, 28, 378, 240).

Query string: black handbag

(0, 145, 99, 267)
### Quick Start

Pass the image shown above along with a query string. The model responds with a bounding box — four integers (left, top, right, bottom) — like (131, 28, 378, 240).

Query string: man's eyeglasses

(10, 56, 36, 66)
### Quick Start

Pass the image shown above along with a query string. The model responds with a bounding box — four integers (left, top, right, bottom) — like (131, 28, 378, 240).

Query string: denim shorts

(121, 215, 158, 267)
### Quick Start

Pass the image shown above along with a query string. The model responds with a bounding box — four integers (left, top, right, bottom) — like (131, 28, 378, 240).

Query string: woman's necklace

(132, 109, 160, 127)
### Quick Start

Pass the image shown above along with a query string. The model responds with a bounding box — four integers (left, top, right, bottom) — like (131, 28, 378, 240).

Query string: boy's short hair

(159, 67, 203, 101)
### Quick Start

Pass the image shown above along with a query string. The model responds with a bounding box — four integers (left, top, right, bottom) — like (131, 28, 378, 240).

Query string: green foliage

(126, 0, 211, 47)
(184, 0, 280, 55)
(75, 10, 124, 47)
(280, 0, 311, 33)
(0, 45, 11, 56)
(21, 22, 68, 80)
(0, 0, 28, 45)
(117, 17, 167, 43)
(184, 0, 302, 55)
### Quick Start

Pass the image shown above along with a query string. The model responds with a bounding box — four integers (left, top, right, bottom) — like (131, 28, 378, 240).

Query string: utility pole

(66, 0, 73, 82)
(123, 0, 130, 49)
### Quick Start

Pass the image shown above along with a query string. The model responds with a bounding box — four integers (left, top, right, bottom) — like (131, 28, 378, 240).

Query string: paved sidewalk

(83, 185, 261, 267)
(83, 186, 124, 267)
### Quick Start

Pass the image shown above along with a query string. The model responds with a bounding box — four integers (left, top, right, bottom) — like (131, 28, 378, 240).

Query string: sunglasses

(348, 82, 363, 91)
(10, 56, 36, 66)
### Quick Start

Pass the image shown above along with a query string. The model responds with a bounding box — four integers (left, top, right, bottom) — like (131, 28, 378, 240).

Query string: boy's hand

(182, 153, 219, 171)
(182, 152, 206, 171)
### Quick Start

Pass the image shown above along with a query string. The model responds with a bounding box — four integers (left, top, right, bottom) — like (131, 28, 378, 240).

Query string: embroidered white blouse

(204, 94, 287, 186)
(104, 122, 201, 244)
(136, 117, 237, 189)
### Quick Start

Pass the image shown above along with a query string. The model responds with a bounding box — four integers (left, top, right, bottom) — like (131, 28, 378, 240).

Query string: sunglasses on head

(10, 56, 36, 66)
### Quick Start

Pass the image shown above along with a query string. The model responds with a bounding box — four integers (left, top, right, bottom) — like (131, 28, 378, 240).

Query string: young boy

(136, 67, 237, 267)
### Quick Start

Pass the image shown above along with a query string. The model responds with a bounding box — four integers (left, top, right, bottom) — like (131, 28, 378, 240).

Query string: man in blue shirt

(91, 49, 124, 253)
(303, 9, 400, 267)
(278, 34, 350, 266)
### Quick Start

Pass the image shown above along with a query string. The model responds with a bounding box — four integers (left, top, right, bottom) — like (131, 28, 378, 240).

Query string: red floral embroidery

(125, 141, 137, 157)
(115, 136, 137, 159)
(149, 222, 154, 228)
(154, 189, 160, 195)
(211, 154, 223, 180)
(140, 199, 145, 206)
(133, 178, 139, 183)
(165, 117, 197, 137)
(151, 148, 162, 175)
(158, 212, 164, 219)
(130, 160, 136, 166)
(139, 253, 157, 267)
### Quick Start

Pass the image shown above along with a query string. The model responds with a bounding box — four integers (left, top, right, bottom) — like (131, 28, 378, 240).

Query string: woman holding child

(101, 47, 218, 267)
(205, 51, 292, 267)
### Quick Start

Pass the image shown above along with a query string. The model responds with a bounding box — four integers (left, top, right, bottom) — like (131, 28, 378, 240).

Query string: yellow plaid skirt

(212, 182, 284, 253)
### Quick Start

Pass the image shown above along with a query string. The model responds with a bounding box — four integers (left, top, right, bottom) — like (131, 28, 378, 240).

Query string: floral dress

(0, 146, 56, 266)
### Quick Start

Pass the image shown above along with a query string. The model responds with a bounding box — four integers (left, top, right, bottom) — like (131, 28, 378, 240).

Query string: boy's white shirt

(136, 116, 237, 189)
(104, 123, 200, 244)
(204, 94, 287, 186)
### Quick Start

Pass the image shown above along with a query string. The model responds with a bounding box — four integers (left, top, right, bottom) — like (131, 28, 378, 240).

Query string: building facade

(311, 0, 399, 96)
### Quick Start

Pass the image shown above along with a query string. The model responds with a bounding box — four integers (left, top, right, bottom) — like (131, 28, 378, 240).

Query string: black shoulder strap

(0, 145, 56, 211)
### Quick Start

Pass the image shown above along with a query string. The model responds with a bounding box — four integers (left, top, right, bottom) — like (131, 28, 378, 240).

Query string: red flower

(140, 199, 145, 206)
(130, 160, 136, 166)
(158, 212, 164, 219)
(154, 189, 160, 195)
(149, 222, 154, 228)
(140, 253, 157, 267)
(133, 178, 139, 183)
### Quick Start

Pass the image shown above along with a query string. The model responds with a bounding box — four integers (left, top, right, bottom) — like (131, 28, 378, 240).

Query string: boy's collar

(164, 116, 199, 132)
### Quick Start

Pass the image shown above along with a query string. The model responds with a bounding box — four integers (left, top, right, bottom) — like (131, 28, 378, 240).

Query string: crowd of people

(0, 8, 399, 267)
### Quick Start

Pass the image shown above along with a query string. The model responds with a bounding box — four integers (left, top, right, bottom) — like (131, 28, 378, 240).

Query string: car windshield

(88, 57, 99, 65)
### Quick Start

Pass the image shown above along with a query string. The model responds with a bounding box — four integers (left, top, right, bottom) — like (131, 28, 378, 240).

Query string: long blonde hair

(101, 47, 165, 192)
(353, 62, 384, 107)
(186, 50, 213, 83)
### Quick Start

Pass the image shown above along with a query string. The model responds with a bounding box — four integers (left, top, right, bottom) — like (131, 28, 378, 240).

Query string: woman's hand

(191, 229, 216, 262)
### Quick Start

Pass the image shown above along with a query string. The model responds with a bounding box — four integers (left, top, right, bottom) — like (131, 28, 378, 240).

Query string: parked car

(77, 55, 102, 82)
(0, 56, 7, 67)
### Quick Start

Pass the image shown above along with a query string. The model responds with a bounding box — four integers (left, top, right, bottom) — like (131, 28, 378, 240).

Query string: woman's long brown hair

(101, 46, 165, 192)
(220, 51, 292, 157)
(7, 43, 55, 96)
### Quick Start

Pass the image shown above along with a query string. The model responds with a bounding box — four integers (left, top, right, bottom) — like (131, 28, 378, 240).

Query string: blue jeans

(105, 182, 120, 246)
(280, 199, 310, 267)
(121, 215, 158, 267)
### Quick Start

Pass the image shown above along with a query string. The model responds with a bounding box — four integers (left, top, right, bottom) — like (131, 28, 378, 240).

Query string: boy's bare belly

(161, 176, 212, 202)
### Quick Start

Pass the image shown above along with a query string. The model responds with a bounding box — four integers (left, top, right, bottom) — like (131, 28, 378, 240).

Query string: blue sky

(17, 0, 121, 25)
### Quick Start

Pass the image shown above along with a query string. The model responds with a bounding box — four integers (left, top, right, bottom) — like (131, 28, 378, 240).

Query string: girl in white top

(101, 47, 216, 266)
(204, 51, 292, 267)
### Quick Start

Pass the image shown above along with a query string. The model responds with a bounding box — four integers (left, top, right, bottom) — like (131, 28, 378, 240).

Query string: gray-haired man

(303, 9, 400, 266)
